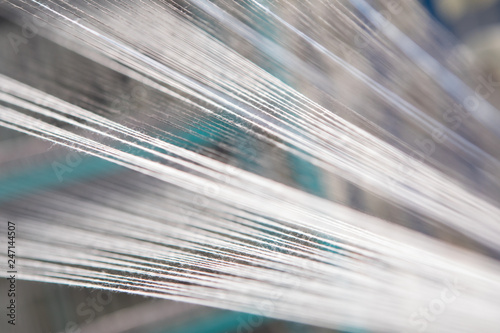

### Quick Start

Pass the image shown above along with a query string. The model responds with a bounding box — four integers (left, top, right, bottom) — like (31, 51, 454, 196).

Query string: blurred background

(423, 0, 500, 88)
(1, 1, 500, 333)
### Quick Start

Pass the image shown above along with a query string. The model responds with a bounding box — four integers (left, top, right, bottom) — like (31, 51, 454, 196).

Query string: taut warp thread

(1, 1, 500, 332)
